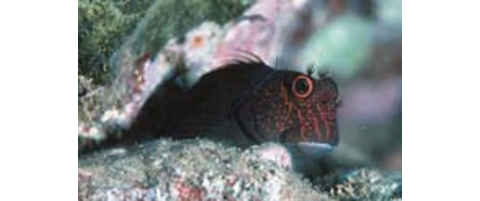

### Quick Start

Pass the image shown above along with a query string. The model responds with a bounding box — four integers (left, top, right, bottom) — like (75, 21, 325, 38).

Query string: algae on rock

(126, 0, 247, 57)
(78, 0, 154, 84)
(78, 0, 249, 84)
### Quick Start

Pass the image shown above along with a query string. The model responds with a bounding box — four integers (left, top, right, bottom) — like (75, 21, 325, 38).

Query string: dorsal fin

(218, 49, 266, 67)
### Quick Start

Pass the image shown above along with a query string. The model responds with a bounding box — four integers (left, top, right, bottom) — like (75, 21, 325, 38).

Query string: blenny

(129, 53, 340, 155)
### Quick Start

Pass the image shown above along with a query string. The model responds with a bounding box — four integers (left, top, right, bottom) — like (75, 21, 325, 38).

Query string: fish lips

(296, 142, 335, 156)
(279, 128, 336, 156)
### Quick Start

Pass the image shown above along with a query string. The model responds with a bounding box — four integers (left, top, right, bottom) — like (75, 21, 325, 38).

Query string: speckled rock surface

(79, 139, 330, 201)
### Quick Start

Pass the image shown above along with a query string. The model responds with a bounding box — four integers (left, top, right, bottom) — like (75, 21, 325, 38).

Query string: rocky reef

(78, 0, 402, 200)
(79, 139, 400, 201)
(78, 0, 250, 149)
(79, 0, 249, 85)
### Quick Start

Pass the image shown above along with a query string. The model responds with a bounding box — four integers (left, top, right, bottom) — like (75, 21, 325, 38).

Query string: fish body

(130, 56, 340, 153)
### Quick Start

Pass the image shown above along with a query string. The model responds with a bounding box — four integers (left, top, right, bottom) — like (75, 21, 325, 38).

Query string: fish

(128, 52, 341, 155)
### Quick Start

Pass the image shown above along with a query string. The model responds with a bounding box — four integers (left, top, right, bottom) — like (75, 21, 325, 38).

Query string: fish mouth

(297, 142, 334, 156)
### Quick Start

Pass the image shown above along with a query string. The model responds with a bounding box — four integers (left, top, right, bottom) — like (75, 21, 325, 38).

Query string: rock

(314, 168, 402, 200)
(79, 139, 330, 201)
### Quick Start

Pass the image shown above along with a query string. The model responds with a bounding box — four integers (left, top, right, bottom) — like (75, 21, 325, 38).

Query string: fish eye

(292, 75, 313, 98)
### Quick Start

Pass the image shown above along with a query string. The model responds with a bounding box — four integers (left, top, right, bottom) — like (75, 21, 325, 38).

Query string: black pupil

(296, 78, 309, 94)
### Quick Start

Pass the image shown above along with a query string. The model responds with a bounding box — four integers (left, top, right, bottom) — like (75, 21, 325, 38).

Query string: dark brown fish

(130, 54, 340, 154)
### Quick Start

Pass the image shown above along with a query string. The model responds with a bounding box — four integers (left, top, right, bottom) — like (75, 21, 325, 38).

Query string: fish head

(233, 69, 340, 154)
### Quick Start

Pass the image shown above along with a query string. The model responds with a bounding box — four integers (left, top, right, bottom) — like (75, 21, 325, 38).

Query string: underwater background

(78, 0, 401, 200)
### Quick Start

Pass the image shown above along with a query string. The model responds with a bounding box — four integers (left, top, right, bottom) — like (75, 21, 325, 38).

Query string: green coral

(79, 0, 153, 84)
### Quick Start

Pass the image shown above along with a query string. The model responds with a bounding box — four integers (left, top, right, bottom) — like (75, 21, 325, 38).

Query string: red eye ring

(292, 75, 314, 98)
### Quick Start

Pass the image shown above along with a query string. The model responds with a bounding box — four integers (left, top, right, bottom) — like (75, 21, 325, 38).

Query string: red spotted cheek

(327, 112, 336, 121)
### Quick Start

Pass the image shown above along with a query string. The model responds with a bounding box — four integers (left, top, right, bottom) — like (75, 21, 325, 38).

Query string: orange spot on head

(192, 35, 204, 48)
